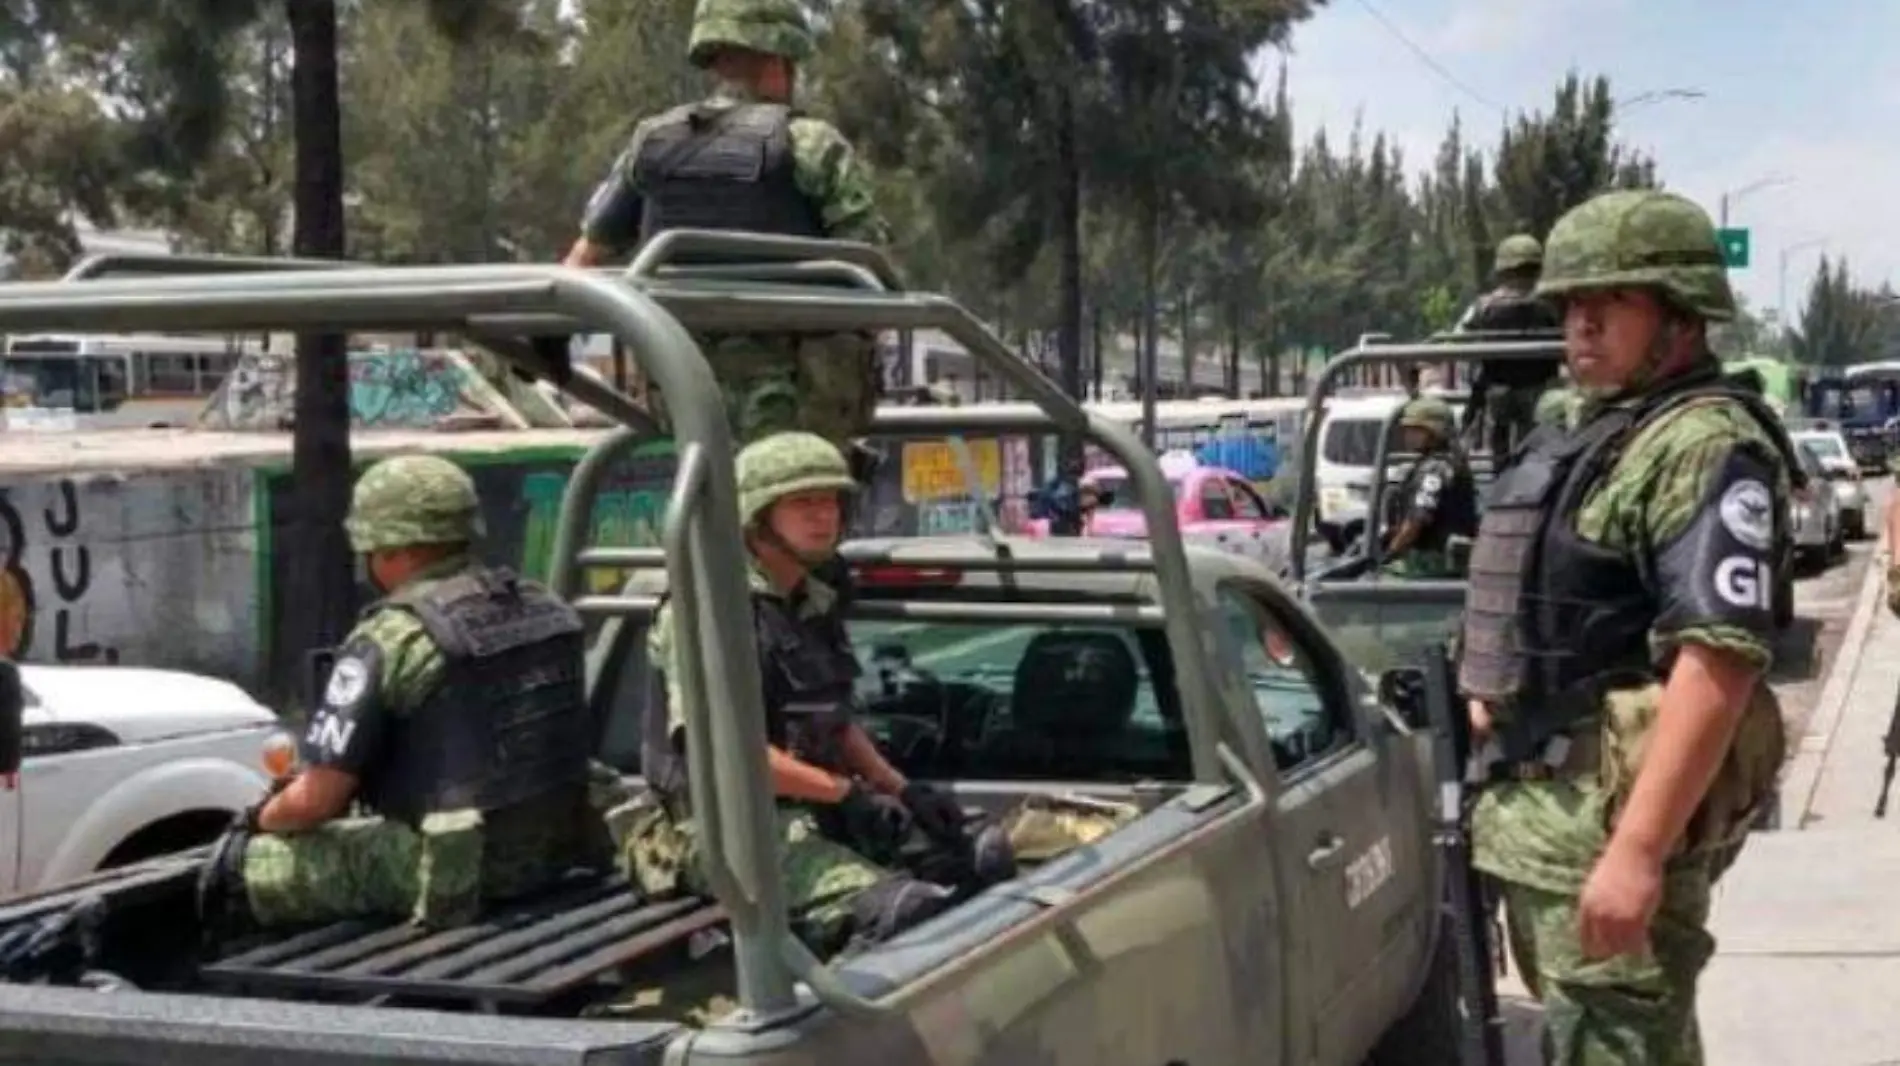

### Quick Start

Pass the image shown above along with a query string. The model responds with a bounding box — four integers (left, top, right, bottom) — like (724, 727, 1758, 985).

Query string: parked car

(1790, 442, 1844, 570)
(1791, 428, 1870, 539)
(2, 663, 284, 897)
(1027, 451, 1291, 569)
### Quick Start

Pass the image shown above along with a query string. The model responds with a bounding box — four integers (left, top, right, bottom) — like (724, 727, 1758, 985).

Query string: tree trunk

(1178, 290, 1193, 392)
(1091, 302, 1105, 400)
(1139, 192, 1161, 447)
(284, 0, 353, 708)
(1225, 307, 1241, 398)
(1055, 85, 1085, 479)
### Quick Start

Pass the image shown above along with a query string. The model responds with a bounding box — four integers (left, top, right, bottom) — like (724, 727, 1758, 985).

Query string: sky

(1265, 0, 1900, 321)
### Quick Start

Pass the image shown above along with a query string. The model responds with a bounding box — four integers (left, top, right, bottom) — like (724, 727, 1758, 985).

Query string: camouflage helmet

(737, 431, 857, 527)
(345, 454, 485, 553)
(1494, 233, 1543, 274)
(1534, 190, 1735, 322)
(687, 0, 813, 68)
(1399, 396, 1456, 438)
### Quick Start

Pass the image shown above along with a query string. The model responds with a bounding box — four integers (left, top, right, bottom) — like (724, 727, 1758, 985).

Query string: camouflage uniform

(620, 432, 998, 958)
(1462, 192, 1793, 1064)
(231, 456, 605, 929)
(1534, 383, 1580, 432)
(576, 0, 890, 449)
(1457, 233, 1565, 462)
(1381, 397, 1477, 579)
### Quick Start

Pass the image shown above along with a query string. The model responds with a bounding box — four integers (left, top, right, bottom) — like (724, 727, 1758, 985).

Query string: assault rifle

(1875, 682, 1900, 819)
(1413, 643, 1506, 1066)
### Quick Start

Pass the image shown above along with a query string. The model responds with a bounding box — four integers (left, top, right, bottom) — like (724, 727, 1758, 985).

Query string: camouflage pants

(638, 332, 878, 449)
(615, 800, 889, 957)
(242, 810, 484, 929)
(1499, 864, 1716, 1066)
(1379, 548, 1465, 580)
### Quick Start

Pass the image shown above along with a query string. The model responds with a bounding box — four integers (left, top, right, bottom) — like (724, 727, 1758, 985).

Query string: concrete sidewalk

(1701, 529, 1900, 1066)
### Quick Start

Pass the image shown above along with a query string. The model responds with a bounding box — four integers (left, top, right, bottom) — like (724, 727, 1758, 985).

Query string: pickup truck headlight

(263, 731, 298, 780)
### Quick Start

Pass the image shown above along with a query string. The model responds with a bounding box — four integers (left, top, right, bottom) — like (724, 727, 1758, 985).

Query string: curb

(1781, 522, 1889, 830)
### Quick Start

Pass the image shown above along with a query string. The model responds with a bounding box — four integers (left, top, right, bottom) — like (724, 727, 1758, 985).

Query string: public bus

(1722, 355, 1808, 419)
(1, 332, 265, 412)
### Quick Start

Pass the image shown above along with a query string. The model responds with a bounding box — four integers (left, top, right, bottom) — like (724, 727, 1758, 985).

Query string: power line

(1347, 0, 1508, 116)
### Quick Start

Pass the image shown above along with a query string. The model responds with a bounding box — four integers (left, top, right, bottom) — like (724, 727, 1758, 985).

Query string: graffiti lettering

(0, 479, 118, 664)
(519, 463, 671, 594)
(349, 350, 468, 427)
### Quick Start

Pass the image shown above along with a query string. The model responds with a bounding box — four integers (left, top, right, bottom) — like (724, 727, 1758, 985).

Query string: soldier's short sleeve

(1644, 435, 1785, 666)
(579, 126, 651, 252)
(1411, 458, 1451, 518)
(788, 117, 890, 246)
(300, 630, 393, 775)
(647, 603, 687, 741)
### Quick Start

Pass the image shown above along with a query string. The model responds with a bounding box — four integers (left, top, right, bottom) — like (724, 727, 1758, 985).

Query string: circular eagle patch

(324, 655, 370, 708)
(1717, 478, 1775, 552)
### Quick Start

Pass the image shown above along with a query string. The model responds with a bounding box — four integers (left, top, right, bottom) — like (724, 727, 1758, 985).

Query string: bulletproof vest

(1397, 450, 1478, 552)
(1468, 287, 1562, 388)
(362, 565, 592, 827)
(633, 101, 826, 248)
(642, 585, 860, 803)
(1457, 371, 1799, 760)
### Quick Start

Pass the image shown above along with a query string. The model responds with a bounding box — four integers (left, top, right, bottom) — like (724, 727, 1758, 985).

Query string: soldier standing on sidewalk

(1458, 190, 1796, 1064)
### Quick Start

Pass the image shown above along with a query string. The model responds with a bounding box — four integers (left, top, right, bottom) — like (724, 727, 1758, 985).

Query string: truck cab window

(1218, 589, 1352, 772)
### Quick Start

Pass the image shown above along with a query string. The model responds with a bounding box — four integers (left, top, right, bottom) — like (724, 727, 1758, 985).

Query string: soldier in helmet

(1379, 396, 1477, 578)
(1456, 233, 1565, 465)
(628, 432, 1014, 958)
(1458, 191, 1801, 1064)
(562, 0, 889, 454)
(200, 455, 603, 932)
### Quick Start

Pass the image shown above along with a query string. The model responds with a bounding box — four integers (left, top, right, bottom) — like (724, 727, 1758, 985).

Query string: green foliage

(2, 6, 1670, 395)
(1791, 255, 1899, 369)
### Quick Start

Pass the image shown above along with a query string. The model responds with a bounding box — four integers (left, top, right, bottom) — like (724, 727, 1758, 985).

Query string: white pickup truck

(0, 663, 283, 896)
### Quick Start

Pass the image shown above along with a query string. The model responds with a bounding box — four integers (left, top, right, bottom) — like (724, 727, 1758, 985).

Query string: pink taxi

(1026, 451, 1288, 566)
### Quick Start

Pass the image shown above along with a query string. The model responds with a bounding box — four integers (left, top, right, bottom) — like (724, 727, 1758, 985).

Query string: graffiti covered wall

(0, 470, 258, 683)
(202, 348, 533, 431)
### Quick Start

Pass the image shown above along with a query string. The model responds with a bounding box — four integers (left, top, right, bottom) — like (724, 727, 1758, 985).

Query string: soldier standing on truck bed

(1380, 395, 1477, 578)
(1457, 190, 1795, 1065)
(624, 432, 1015, 958)
(561, 0, 890, 465)
(1456, 233, 1565, 464)
(199, 455, 607, 933)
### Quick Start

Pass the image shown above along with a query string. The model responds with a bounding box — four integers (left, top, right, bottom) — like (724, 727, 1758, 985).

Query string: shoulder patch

(1718, 478, 1776, 551)
(324, 654, 371, 707)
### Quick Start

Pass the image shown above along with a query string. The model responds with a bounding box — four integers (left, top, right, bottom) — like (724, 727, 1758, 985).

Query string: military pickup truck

(0, 235, 1485, 1066)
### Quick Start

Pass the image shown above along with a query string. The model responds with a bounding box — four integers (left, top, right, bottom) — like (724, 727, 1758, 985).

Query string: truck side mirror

(0, 660, 23, 777)
(1377, 665, 1429, 730)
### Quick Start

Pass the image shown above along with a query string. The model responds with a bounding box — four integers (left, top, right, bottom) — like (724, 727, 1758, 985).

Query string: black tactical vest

(633, 101, 826, 248)
(361, 565, 591, 826)
(1468, 287, 1562, 388)
(1458, 371, 1800, 760)
(642, 586, 860, 803)
(1398, 451, 1479, 552)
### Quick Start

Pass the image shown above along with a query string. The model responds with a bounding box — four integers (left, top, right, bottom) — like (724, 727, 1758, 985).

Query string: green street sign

(1718, 227, 1750, 269)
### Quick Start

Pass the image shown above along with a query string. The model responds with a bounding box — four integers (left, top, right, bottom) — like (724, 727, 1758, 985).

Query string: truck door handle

(1306, 832, 1347, 870)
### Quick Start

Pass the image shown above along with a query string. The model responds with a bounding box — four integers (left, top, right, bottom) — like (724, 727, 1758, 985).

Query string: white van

(1312, 390, 1469, 552)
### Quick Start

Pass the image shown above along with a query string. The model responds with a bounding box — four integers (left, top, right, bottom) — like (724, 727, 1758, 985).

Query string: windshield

(1799, 435, 1847, 460)
(1322, 417, 1385, 466)
(1092, 476, 1184, 511)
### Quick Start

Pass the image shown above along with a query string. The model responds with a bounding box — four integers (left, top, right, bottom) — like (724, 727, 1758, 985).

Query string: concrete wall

(0, 468, 259, 683)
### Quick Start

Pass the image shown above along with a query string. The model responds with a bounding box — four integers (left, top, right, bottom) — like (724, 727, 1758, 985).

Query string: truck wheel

(1365, 917, 1464, 1066)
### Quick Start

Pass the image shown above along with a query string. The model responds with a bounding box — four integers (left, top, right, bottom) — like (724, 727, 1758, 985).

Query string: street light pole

(1616, 87, 1706, 113)
(1719, 174, 1794, 228)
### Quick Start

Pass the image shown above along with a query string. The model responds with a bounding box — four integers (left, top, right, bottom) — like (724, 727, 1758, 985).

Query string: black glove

(835, 783, 911, 862)
(900, 781, 968, 846)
